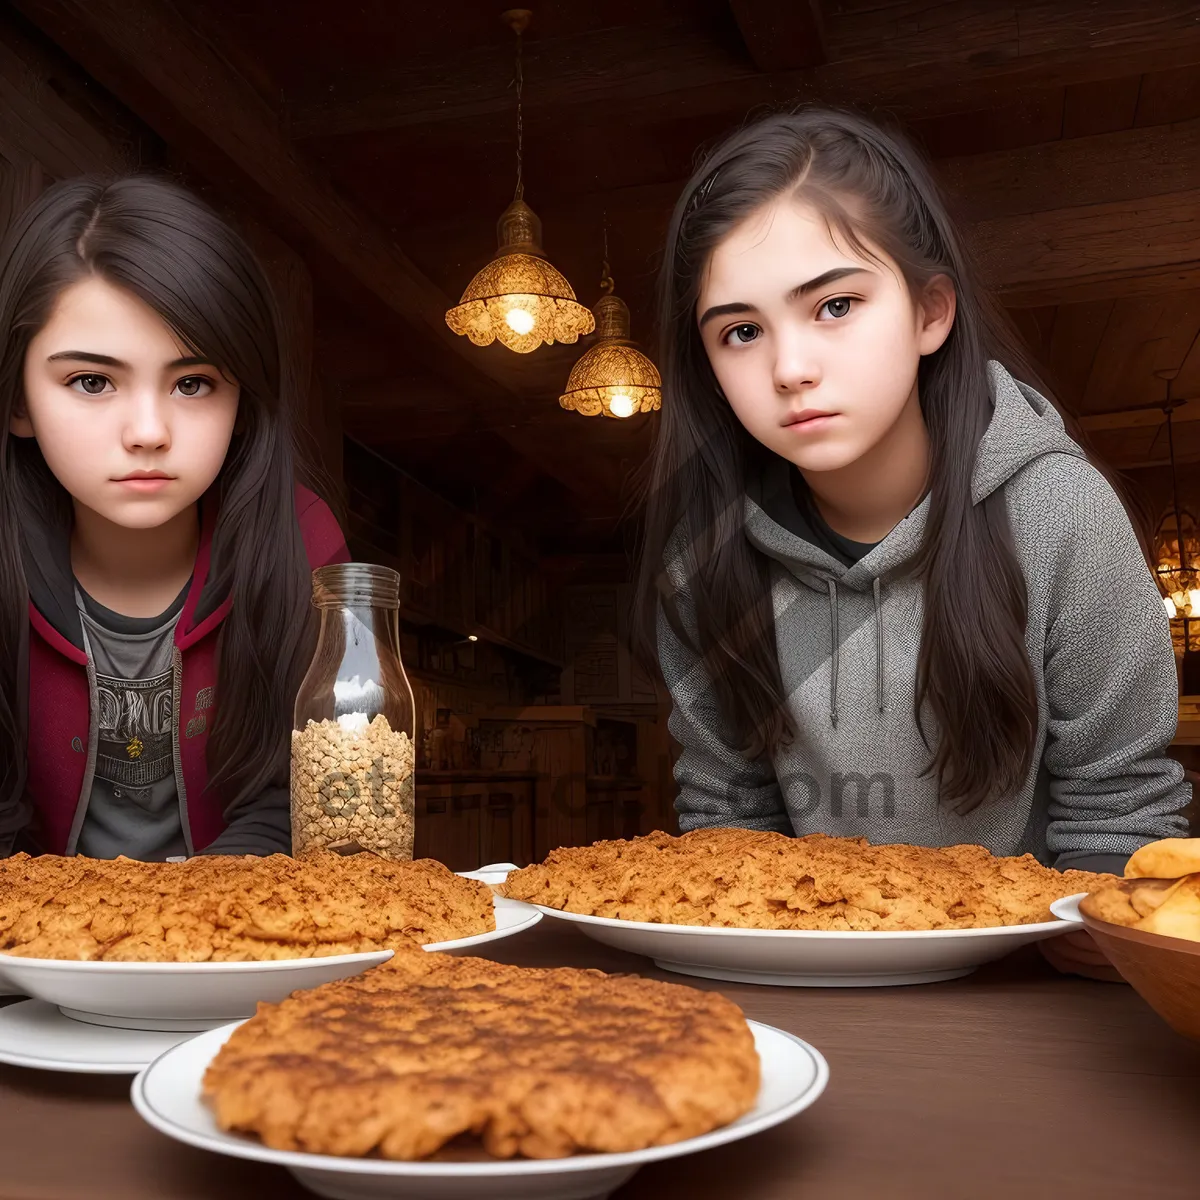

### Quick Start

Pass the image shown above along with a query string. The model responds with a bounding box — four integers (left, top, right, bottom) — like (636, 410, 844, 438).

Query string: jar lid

(311, 563, 401, 609)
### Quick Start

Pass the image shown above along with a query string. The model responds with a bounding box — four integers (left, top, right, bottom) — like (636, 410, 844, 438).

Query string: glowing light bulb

(1165, 596, 1178, 619)
(1189, 589, 1200, 614)
(608, 392, 635, 418)
(505, 307, 535, 335)
(467, 634, 479, 642)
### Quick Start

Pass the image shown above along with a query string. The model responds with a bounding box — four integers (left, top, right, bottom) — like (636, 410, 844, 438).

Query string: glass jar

(290, 563, 417, 858)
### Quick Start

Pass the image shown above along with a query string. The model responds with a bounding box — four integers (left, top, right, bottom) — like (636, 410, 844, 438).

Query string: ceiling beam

(1078, 399, 1200, 433)
(285, 0, 1200, 140)
(974, 188, 1200, 308)
(0, 10, 133, 176)
(939, 117, 1200, 223)
(728, 0, 826, 73)
(12, 0, 619, 511)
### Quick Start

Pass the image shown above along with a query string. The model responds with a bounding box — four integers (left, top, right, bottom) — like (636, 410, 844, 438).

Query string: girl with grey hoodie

(637, 108, 1190, 980)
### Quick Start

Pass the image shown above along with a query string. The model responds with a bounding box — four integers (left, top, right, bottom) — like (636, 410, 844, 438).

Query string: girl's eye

(68, 374, 111, 396)
(725, 323, 761, 346)
(820, 297, 854, 320)
(174, 376, 213, 398)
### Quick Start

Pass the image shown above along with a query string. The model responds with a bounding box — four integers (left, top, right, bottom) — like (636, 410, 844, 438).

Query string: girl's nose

(121, 389, 172, 452)
(772, 330, 820, 394)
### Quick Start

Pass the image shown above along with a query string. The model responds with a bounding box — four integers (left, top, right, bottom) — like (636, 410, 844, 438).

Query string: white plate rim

(1049, 893, 1086, 923)
(0, 999, 191, 1074)
(511, 899, 1082, 940)
(0, 948, 395, 975)
(130, 1018, 828, 1177)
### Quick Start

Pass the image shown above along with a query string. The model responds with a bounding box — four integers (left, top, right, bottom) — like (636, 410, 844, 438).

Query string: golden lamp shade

(445, 197, 595, 354)
(559, 293, 661, 419)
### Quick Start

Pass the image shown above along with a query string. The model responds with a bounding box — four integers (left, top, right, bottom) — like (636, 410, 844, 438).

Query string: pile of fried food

(203, 948, 760, 1161)
(0, 851, 492, 961)
(1081, 838, 1200, 942)
(500, 828, 1112, 931)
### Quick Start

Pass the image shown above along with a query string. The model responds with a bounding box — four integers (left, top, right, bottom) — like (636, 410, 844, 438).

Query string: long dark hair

(637, 107, 1104, 815)
(0, 174, 323, 843)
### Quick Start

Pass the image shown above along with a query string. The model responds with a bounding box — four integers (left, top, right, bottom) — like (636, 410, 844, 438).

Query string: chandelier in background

(444, 9, 593, 354)
(559, 242, 661, 419)
(1157, 510, 1200, 619)
(1153, 368, 1200, 619)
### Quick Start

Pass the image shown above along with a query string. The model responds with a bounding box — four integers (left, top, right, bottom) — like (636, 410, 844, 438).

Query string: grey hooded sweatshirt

(660, 362, 1190, 874)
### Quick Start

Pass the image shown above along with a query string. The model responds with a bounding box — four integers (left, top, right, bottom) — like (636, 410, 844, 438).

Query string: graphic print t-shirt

(74, 581, 190, 861)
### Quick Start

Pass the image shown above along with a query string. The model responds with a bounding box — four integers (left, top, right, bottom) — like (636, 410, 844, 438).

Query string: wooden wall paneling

(1044, 300, 1114, 406)
(1135, 62, 1200, 126)
(0, 153, 45, 238)
(1061, 74, 1141, 138)
(414, 782, 482, 872)
(1081, 294, 1200, 414)
(0, 12, 133, 177)
(480, 782, 534, 868)
(727, 0, 826, 73)
(531, 722, 591, 860)
(237, 215, 345, 498)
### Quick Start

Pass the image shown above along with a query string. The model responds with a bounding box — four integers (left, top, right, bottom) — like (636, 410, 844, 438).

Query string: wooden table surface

(2, 920, 1198, 1200)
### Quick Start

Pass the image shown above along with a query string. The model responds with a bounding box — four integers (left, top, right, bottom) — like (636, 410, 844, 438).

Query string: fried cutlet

(0, 852, 493, 961)
(500, 828, 1113, 931)
(202, 950, 760, 1160)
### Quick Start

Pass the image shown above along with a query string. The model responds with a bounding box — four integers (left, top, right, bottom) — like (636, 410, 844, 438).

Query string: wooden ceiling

(11, 0, 1200, 552)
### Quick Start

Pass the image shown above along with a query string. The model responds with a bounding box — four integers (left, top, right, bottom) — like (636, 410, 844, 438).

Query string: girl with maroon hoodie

(0, 176, 349, 861)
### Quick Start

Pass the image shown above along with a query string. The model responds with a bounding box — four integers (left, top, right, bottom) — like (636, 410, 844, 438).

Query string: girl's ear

(9, 401, 34, 439)
(917, 274, 957, 357)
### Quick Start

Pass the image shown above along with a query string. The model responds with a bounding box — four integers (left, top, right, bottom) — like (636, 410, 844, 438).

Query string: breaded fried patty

(202, 950, 760, 1160)
(501, 828, 1112, 931)
(0, 852, 492, 961)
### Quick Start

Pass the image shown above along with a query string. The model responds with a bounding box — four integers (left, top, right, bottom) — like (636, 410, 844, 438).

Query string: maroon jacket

(6, 483, 349, 858)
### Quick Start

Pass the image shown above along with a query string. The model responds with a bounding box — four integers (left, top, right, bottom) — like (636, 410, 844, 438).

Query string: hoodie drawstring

(827, 576, 886, 728)
(827, 579, 840, 728)
(873, 576, 886, 714)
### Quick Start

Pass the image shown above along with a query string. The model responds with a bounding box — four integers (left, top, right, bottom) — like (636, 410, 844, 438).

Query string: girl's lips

(783, 413, 837, 432)
(114, 476, 173, 492)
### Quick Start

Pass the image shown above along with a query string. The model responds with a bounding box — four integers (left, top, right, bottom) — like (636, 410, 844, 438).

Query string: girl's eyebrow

(698, 266, 870, 328)
(46, 351, 215, 369)
(788, 266, 869, 298)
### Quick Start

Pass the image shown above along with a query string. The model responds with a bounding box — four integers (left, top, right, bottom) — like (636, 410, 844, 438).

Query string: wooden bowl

(1080, 910, 1200, 1041)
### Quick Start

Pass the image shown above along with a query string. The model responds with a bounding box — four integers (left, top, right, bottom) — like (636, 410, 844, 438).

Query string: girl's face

(14, 276, 239, 531)
(697, 196, 955, 475)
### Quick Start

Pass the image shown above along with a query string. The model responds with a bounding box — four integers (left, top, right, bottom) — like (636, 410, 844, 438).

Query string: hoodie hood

(740, 361, 1089, 728)
(21, 487, 231, 658)
(744, 360, 1087, 593)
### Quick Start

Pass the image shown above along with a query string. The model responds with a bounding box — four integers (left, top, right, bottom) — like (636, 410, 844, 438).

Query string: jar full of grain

(290, 563, 417, 858)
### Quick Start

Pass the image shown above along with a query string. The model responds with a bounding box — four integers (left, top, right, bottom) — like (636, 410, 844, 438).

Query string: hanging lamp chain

(599, 208, 614, 295)
(1165, 379, 1190, 577)
(513, 21, 525, 202)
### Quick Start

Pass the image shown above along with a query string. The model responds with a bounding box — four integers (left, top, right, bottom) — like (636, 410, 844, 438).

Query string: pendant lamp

(444, 10, 593, 354)
(559, 254, 661, 419)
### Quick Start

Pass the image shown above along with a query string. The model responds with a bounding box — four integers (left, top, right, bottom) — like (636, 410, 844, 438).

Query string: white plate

(0, 948, 396, 1032)
(0, 892, 540, 1033)
(511, 894, 1082, 987)
(132, 1018, 829, 1200)
(1050, 894, 1086, 923)
(0, 999, 195, 1074)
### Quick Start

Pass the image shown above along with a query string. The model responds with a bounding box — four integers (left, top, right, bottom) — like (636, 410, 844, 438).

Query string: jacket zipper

(172, 645, 194, 856)
(64, 612, 101, 855)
